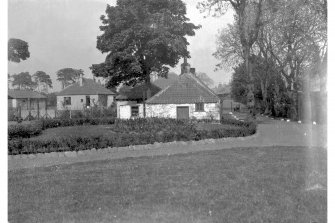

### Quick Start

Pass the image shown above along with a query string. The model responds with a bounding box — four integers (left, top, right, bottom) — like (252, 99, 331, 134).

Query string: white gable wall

(146, 103, 220, 120)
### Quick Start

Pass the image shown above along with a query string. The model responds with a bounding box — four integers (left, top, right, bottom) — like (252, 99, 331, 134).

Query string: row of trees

(8, 38, 88, 92)
(199, 0, 327, 119)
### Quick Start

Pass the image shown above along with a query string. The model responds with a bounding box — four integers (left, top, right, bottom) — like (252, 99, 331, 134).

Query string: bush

(8, 118, 257, 155)
(8, 122, 43, 140)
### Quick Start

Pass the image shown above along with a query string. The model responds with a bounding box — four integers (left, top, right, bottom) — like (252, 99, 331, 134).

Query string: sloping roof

(116, 83, 162, 101)
(8, 90, 47, 99)
(152, 72, 179, 89)
(146, 73, 220, 104)
(57, 78, 115, 96)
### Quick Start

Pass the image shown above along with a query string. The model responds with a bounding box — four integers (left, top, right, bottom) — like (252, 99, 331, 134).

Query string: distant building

(56, 75, 115, 110)
(8, 90, 47, 110)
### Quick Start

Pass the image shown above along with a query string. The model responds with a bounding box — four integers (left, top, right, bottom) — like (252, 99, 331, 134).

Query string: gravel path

(8, 116, 327, 171)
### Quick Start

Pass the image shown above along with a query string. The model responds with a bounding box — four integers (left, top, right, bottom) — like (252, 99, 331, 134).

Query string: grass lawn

(8, 146, 326, 223)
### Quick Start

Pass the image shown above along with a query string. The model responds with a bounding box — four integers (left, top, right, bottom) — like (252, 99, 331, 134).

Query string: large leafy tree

(11, 72, 36, 90)
(91, 0, 200, 90)
(33, 71, 53, 92)
(199, 0, 264, 116)
(56, 68, 84, 89)
(8, 38, 30, 63)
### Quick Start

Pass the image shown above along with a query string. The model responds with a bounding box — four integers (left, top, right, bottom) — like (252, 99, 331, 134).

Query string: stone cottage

(57, 76, 115, 110)
(118, 59, 221, 120)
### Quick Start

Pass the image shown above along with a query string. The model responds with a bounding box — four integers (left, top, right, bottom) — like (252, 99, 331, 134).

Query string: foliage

(195, 72, 215, 88)
(91, 0, 201, 89)
(46, 93, 57, 107)
(8, 122, 43, 140)
(8, 118, 256, 154)
(33, 71, 53, 90)
(56, 68, 84, 89)
(11, 72, 36, 90)
(8, 38, 30, 63)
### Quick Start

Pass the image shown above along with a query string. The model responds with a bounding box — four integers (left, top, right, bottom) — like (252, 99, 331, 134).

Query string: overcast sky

(8, 0, 234, 91)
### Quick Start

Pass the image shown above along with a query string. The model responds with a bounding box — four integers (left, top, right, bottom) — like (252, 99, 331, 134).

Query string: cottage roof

(57, 78, 115, 96)
(116, 83, 161, 101)
(146, 73, 220, 104)
(8, 90, 47, 99)
(152, 72, 179, 89)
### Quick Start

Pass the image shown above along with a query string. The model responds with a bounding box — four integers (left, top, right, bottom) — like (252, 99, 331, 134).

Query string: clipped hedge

(8, 118, 257, 155)
(8, 122, 43, 140)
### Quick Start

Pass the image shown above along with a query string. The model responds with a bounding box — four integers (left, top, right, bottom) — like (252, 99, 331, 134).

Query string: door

(177, 106, 189, 119)
(86, 96, 91, 107)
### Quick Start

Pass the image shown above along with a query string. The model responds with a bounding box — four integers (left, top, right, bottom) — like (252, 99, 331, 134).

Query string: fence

(8, 106, 116, 121)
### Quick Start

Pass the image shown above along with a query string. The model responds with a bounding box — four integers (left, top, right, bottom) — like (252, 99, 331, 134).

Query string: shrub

(8, 118, 257, 155)
(8, 122, 43, 139)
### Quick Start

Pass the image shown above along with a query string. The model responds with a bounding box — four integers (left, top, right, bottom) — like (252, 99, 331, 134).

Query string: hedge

(8, 118, 257, 155)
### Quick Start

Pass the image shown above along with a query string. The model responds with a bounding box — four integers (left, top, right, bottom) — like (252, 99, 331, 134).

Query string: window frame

(195, 102, 204, 112)
(131, 105, 139, 117)
(64, 97, 71, 106)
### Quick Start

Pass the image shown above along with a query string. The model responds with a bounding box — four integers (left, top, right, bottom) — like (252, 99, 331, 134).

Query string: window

(131, 106, 139, 117)
(195, 102, 204, 112)
(64, 97, 71, 105)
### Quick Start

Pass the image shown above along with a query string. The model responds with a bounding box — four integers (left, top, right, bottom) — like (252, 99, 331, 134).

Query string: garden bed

(8, 117, 256, 155)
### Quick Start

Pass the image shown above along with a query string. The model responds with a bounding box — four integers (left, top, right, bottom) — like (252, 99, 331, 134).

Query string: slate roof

(116, 83, 162, 101)
(8, 90, 47, 99)
(152, 72, 179, 89)
(57, 78, 115, 96)
(146, 73, 220, 104)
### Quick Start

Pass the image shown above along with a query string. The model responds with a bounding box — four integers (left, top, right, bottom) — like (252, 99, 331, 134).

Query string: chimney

(181, 57, 190, 75)
(190, 68, 196, 75)
(79, 73, 83, 86)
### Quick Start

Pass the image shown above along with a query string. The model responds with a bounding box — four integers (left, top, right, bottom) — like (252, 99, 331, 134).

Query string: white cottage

(57, 77, 115, 110)
(145, 72, 220, 120)
(119, 69, 220, 119)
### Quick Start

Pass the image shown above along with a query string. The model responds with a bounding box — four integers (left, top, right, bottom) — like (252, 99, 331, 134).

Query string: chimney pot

(190, 68, 196, 75)
(79, 74, 83, 86)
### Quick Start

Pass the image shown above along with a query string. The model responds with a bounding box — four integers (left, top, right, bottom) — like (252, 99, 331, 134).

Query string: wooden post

(28, 98, 31, 121)
(37, 98, 40, 119)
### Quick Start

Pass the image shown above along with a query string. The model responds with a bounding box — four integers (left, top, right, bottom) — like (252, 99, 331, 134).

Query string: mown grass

(8, 146, 326, 223)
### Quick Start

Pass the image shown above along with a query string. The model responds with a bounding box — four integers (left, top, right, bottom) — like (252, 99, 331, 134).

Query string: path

(8, 116, 327, 171)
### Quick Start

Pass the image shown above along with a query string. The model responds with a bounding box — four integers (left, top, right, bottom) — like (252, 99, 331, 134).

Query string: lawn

(8, 146, 326, 223)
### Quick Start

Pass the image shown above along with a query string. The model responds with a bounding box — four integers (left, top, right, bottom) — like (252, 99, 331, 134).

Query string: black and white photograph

(5, 0, 329, 222)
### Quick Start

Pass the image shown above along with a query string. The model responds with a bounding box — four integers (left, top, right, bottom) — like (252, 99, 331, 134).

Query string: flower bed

(8, 118, 256, 155)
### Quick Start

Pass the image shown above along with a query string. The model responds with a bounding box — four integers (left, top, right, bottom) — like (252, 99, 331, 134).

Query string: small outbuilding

(8, 89, 47, 119)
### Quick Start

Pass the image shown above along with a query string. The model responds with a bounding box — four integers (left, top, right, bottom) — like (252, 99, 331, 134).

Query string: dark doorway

(86, 96, 90, 107)
(177, 106, 189, 119)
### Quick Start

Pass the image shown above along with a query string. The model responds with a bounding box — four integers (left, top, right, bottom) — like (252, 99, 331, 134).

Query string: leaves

(11, 72, 36, 90)
(56, 68, 84, 89)
(33, 71, 53, 88)
(8, 38, 30, 63)
(91, 0, 200, 88)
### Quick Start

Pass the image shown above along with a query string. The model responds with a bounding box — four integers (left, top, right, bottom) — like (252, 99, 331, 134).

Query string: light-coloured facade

(119, 103, 144, 119)
(57, 94, 114, 110)
(119, 103, 220, 120)
(147, 103, 220, 120)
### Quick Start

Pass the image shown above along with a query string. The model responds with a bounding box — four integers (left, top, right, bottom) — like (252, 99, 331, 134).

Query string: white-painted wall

(146, 103, 220, 120)
(119, 103, 220, 120)
(119, 103, 143, 119)
(57, 94, 114, 110)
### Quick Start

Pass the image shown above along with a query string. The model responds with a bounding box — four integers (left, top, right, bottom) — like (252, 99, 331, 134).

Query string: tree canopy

(8, 38, 30, 63)
(56, 68, 84, 89)
(33, 71, 53, 92)
(91, 0, 201, 88)
(11, 72, 36, 90)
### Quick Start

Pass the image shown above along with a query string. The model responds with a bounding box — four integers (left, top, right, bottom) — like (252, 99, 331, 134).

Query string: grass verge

(8, 146, 326, 223)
